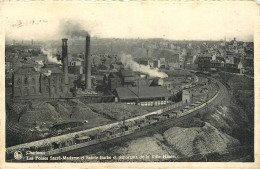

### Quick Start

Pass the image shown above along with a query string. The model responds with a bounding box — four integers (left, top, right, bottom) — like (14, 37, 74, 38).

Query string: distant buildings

(6, 37, 254, 103)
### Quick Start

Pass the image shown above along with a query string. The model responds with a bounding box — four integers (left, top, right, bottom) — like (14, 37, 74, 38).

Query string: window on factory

(44, 78, 49, 84)
(31, 78, 35, 85)
(59, 87, 63, 93)
(45, 86, 49, 93)
(30, 87, 36, 94)
(51, 77, 55, 84)
(23, 87, 29, 95)
(16, 78, 21, 85)
(24, 77, 28, 85)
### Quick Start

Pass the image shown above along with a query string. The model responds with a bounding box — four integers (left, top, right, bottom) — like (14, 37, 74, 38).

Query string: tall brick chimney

(85, 35, 91, 89)
(62, 38, 69, 86)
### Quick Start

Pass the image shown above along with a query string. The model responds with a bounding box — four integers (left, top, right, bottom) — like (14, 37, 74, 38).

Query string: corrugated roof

(116, 86, 171, 100)
(116, 87, 138, 99)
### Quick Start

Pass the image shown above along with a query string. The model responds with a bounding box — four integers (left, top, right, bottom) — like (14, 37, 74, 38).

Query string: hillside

(6, 100, 157, 147)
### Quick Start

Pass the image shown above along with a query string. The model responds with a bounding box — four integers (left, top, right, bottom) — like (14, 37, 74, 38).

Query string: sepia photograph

(0, 1, 259, 168)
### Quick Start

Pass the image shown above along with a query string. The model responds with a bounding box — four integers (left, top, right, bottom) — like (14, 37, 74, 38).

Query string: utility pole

(121, 116, 126, 144)
(205, 93, 209, 112)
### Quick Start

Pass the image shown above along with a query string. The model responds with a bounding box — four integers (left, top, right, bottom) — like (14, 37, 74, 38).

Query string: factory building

(12, 64, 69, 98)
(107, 72, 122, 91)
(12, 38, 73, 99)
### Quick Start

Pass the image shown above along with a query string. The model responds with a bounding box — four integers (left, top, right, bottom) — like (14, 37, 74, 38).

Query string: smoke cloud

(34, 60, 44, 72)
(59, 20, 89, 38)
(120, 54, 168, 78)
(41, 47, 62, 65)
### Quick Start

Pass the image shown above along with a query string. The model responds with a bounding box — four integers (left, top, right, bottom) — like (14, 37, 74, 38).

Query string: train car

(145, 114, 158, 121)
(173, 110, 182, 117)
(128, 124, 139, 131)
(158, 113, 169, 121)
(169, 111, 178, 118)
(95, 131, 108, 139)
(137, 122, 146, 128)
(152, 117, 160, 122)
(113, 127, 124, 135)
(125, 121, 135, 129)
(162, 113, 170, 119)
(189, 104, 196, 108)
(148, 118, 157, 125)
(75, 135, 91, 144)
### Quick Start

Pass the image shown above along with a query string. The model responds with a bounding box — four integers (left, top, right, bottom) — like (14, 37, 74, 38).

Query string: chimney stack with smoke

(85, 35, 91, 89)
(62, 38, 69, 87)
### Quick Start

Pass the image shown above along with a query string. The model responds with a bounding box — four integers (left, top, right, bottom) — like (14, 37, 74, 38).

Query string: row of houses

(197, 52, 253, 74)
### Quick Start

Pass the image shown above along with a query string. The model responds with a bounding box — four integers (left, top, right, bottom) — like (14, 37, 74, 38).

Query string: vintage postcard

(0, 1, 259, 168)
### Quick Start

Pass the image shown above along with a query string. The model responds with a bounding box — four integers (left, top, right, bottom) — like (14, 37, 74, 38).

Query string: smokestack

(62, 38, 69, 86)
(85, 35, 91, 89)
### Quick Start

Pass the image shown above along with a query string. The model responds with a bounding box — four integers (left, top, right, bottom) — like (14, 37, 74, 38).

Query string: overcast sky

(2, 1, 259, 42)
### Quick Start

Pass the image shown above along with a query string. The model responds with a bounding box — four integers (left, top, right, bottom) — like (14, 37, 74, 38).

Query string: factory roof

(14, 65, 39, 74)
(116, 86, 171, 100)
(116, 87, 138, 99)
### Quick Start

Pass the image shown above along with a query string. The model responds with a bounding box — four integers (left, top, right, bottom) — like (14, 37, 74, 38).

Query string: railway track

(6, 76, 227, 161)
(50, 78, 228, 159)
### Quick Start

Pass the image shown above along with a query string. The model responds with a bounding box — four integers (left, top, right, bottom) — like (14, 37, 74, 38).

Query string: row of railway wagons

(6, 99, 205, 160)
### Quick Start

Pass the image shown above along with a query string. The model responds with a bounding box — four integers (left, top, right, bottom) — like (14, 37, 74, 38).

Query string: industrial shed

(115, 86, 171, 106)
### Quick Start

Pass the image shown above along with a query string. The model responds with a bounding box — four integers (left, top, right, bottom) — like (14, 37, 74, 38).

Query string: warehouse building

(115, 86, 171, 106)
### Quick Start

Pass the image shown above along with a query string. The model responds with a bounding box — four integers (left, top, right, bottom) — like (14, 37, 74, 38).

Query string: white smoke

(41, 47, 62, 65)
(120, 54, 168, 78)
(34, 60, 44, 72)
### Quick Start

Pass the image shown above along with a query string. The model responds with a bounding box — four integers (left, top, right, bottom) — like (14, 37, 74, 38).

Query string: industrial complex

(5, 34, 254, 162)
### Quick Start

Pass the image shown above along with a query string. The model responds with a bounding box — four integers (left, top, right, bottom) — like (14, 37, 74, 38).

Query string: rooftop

(14, 65, 39, 74)
(116, 86, 171, 100)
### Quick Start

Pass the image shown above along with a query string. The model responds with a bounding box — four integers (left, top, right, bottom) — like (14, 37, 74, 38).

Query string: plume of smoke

(41, 47, 62, 65)
(34, 60, 44, 72)
(120, 54, 168, 78)
(59, 20, 89, 38)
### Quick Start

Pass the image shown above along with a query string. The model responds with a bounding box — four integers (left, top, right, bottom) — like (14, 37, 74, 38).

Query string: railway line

(6, 76, 227, 161)
(50, 78, 228, 159)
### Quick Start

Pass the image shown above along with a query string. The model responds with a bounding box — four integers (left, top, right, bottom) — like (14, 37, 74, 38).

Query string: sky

(1, 1, 259, 42)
